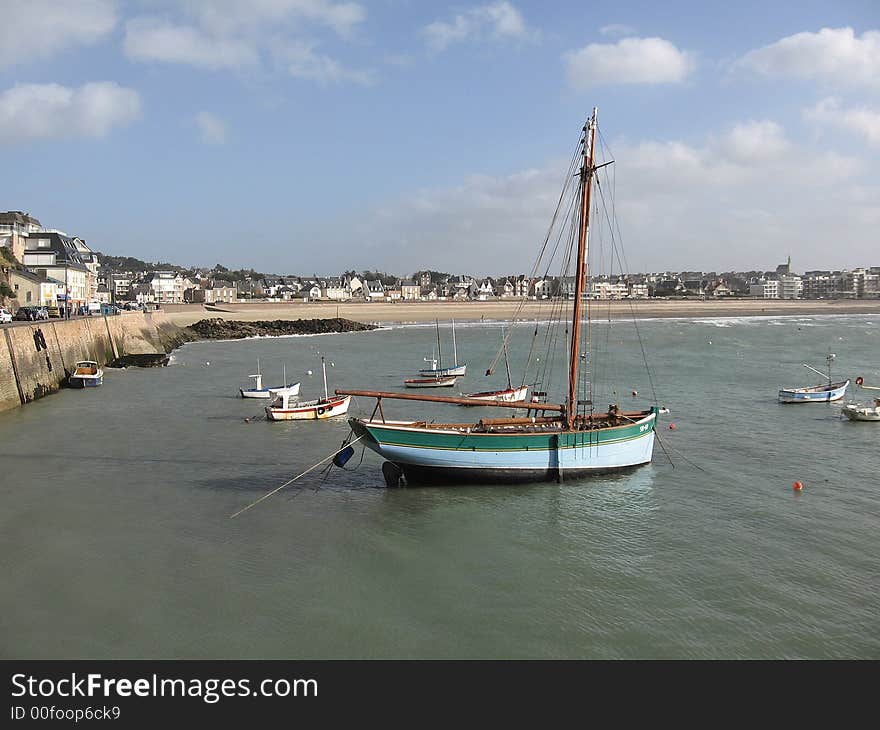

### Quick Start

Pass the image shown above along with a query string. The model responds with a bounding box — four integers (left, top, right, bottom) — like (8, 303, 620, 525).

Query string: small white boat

(465, 385, 529, 403)
(841, 402, 880, 421)
(463, 328, 528, 403)
(418, 319, 467, 377)
(240, 360, 300, 399)
(68, 360, 103, 388)
(842, 377, 880, 421)
(404, 375, 458, 388)
(779, 354, 849, 403)
(265, 356, 350, 420)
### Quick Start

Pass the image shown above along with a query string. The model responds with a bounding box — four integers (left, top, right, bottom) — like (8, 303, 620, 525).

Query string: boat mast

(502, 325, 512, 389)
(566, 108, 598, 430)
(452, 318, 458, 365)
(436, 319, 443, 369)
(322, 356, 329, 399)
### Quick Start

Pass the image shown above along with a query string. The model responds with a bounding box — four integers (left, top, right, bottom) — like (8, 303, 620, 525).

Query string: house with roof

(400, 280, 420, 301)
(0, 211, 42, 262)
(21, 230, 92, 309)
(364, 279, 385, 300)
(8, 268, 61, 307)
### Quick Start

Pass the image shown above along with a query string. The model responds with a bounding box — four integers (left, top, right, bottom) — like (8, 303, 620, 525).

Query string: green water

(0, 315, 878, 658)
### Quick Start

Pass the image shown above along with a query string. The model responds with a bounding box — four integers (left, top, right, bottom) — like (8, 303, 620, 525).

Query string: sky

(1, 0, 878, 276)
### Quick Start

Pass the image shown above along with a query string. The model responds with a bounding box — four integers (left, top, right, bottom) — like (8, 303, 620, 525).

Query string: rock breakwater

(186, 317, 377, 340)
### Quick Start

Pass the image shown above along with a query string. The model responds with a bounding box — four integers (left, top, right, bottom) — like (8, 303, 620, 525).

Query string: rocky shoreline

(185, 317, 378, 340)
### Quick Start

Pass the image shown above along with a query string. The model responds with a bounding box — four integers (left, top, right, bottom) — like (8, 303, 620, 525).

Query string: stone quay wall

(0, 312, 189, 413)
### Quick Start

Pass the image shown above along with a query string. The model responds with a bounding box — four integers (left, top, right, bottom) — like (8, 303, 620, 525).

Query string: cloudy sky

(1, 0, 878, 274)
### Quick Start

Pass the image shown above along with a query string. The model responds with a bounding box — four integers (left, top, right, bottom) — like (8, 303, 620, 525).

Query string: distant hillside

(96, 253, 187, 273)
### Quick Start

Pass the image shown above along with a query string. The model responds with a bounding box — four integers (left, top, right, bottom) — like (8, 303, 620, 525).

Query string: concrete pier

(0, 312, 189, 413)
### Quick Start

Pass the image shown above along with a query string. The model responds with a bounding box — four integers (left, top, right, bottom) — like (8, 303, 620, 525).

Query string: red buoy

(856, 377, 864, 386)
(669, 423, 676, 430)
(793, 481, 803, 491)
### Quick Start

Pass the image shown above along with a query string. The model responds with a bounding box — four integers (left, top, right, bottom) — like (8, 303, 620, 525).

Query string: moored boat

(778, 354, 848, 403)
(418, 319, 466, 376)
(68, 360, 103, 388)
(240, 360, 300, 398)
(265, 356, 350, 420)
(841, 377, 880, 421)
(265, 393, 351, 420)
(404, 375, 458, 388)
(465, 385, 530, 403)
(339, 109, 659, 485)
(463, 326, 528, 404)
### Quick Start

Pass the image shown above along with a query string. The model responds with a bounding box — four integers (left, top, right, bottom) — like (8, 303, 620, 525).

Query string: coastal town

(2, 209, 880, 322)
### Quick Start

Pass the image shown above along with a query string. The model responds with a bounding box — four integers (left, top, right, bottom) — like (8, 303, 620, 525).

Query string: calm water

(1, 315, 878, 659)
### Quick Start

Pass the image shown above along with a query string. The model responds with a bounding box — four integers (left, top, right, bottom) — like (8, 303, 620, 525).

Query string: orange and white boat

(265, 357, 350, 421)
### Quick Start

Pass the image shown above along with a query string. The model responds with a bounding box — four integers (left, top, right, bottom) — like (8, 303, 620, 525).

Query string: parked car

(45, 305, 61, 318)
(0, 307, 12, 323)
(14, 306, 49, 321)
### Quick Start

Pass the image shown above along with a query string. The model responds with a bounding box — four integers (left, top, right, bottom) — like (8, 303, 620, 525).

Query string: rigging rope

(229, 435, 365, 519)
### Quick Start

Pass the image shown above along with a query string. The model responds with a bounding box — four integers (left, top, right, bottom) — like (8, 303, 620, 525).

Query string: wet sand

(163, 298, 880, 327)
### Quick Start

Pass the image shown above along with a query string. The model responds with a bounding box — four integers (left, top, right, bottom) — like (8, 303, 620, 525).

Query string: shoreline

(162, 299, 880, 328)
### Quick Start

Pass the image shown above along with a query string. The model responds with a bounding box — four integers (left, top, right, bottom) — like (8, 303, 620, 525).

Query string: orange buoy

(793, 481, 803, 491)
(669, 423, 676, 430)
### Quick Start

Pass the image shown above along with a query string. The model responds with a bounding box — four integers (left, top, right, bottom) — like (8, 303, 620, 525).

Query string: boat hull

(266, 395, 351, 421)
(778, 380, 849, 403)
(350, 409, 657, 484)
(68, 375, 103, 388)
(241, 383, 300, 399)
(464, 385, 529, 403)
(419, 364, 467, 377)
(404, 376, 458, 388)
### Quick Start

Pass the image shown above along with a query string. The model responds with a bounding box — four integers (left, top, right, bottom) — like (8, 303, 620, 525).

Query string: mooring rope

(229, 434, 365, 519)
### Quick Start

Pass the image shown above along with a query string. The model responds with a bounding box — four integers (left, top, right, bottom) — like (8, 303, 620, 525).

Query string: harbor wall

(0, 312, 190, 413)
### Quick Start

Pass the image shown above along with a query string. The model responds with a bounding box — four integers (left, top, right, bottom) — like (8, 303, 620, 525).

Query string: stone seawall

(0, 312, 190, 413)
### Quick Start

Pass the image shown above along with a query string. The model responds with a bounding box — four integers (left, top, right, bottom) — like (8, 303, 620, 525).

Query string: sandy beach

(162, 298, 880, 327)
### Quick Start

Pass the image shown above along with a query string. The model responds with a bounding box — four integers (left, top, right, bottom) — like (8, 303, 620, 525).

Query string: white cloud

(0, 0, 117, 69)
(565, 37, 693, 89)
(124, 18, 259, 69)
(124, 1, 370, 82)
(805, 97, 880, 149)
(737, 27, 880, 89)
(195, 112, 228, 145)
(342, 119, 873, 273)
(279, 42, 375, 84)
(423, 2, 528, 52)
(192, 0, 365, 39)
(0, 82, 141, 144)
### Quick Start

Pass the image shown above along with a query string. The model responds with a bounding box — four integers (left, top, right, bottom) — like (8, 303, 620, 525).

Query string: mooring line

(229, 434, 365, 519)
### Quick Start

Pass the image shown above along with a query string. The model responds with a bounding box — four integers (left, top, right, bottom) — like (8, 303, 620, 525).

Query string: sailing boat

(419, 319, 467, 376)
(464, 326, 529, 403)
(265, 357, 350, 420)
(240, 359, 301, 399)
(404, 319, 461, 387)
(778, 354, 849, 403)
(338, 109, 659, 484)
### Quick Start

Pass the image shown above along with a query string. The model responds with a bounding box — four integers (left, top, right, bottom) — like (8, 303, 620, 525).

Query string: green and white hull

(349, 407, 657, 484)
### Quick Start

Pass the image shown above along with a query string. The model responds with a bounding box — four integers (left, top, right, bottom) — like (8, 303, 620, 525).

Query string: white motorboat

(68, 360, 103, 388)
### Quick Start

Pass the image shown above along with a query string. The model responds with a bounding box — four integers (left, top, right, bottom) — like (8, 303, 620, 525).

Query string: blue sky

(1, 0, 878, 275)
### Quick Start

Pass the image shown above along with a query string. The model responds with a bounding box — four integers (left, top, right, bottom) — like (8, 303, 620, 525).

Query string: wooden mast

(566, 108, 597, 430)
